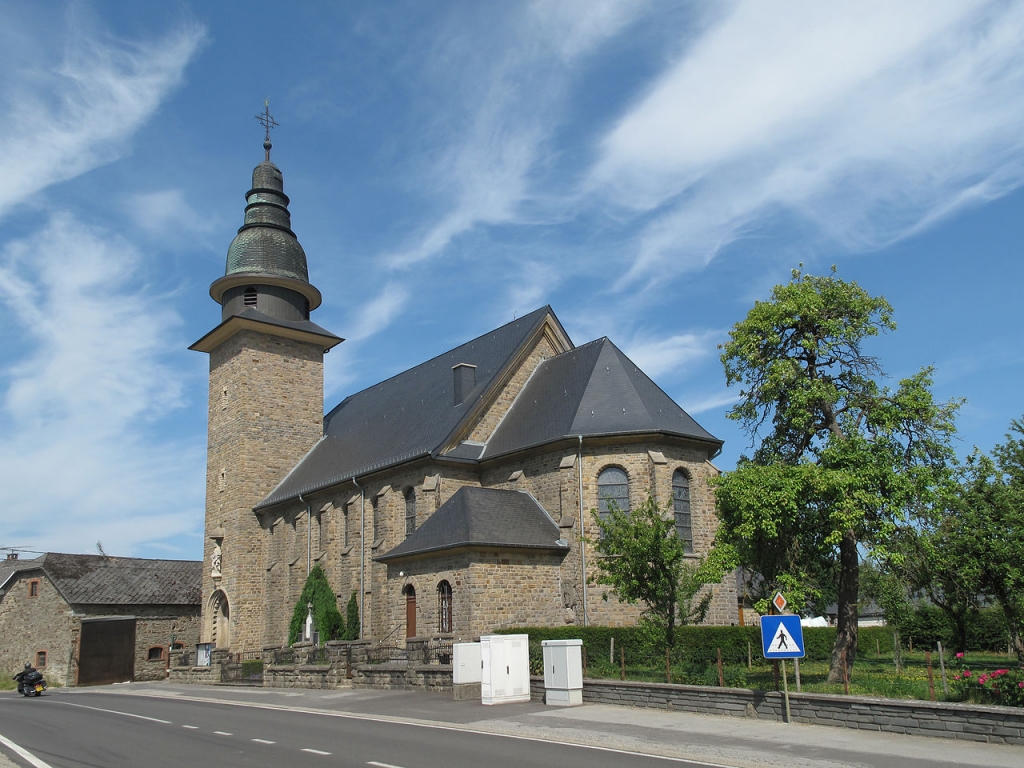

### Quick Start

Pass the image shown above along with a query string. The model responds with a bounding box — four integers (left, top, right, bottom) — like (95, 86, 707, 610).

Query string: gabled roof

(257, 306, 569, 508)
(482, 337, 721, 458)
(0, 553, 201, 606)
(376, 486, 568, 562)
(189, 307, 342, 353)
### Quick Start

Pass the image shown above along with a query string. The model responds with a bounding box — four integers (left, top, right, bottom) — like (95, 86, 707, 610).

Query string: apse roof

(375, 486, 567, 562)
(482, 336, 720, 457)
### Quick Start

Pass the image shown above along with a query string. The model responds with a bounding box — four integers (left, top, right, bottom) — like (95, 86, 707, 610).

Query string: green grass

(578, 651, 1019, 703)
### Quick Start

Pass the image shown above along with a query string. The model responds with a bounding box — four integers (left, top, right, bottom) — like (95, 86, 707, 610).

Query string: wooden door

(405, 587, 416, 638)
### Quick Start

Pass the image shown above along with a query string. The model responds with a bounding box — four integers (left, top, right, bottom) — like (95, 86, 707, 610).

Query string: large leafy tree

(713, 268, 959, 681)
(591, 495, 718, 649)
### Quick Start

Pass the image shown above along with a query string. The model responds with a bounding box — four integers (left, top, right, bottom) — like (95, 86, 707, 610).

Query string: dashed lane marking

(213, 731, 233, 736)
(182, 725, 198, 729)
(252, 738, 276, 744)
(302, 748, 331, 755)
(368, 762, 405, 768)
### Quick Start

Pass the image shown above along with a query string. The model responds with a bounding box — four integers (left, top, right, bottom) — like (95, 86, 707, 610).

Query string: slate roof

(189, 307, 342, 352)
(0, 553, 201, 606)
(482, 337, 721, 457)
(257, 305, 720, 511)
(376, 486, 568, 562)
(257, 306, 564, 508)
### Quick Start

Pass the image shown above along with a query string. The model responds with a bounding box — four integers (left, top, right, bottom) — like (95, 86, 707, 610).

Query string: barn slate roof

(0, 554, 201, 606)
(257, 305, 720, 510)
(376, 486, 568, 562)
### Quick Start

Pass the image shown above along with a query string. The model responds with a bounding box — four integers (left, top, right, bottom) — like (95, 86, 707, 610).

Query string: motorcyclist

(13, 662, 36, 691)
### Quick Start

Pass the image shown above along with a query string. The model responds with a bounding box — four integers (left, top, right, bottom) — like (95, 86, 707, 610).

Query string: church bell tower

(191, 109, 342, 652)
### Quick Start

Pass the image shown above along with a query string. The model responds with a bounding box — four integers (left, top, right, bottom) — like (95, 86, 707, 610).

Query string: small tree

(343, 591, 360, 641)
(288, 565, 345, 645)
(591, 495, 719, 650)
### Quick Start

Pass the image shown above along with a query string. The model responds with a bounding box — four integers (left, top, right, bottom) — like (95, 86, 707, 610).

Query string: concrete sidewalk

(103, 682, 1021, 768)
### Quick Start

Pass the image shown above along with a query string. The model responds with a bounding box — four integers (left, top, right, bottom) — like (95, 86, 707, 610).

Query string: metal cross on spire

(255, 99, 279, 161)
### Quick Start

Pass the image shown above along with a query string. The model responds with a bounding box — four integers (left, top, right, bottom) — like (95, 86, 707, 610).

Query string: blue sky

(2, 1, 1022, 560)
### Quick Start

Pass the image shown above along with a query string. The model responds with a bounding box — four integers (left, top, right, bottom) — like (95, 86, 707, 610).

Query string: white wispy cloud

(680, 390, 739, 417)
(0, 215, 204, 555)
(385, 0, 646, 269)
(622, 329, 721, 381)
(125, 189, 218, 240)
(586, 0, 1024, 288)
(0, 18, 207, 218)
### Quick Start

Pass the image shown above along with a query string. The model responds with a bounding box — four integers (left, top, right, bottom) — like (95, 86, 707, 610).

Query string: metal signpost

(761, 607, 805, 723)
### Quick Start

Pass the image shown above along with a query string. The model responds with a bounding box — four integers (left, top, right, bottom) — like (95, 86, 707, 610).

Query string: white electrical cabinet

(453, 642, 481, 684)
(480, 634, 530, 705)
(541, 638, 583, 706)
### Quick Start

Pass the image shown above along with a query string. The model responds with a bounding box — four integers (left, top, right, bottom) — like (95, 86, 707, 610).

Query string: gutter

(352, 477, 365, 640)
(578, 435, 589, 626)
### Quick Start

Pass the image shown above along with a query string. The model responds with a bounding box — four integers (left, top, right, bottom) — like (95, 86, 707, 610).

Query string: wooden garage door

(78, 619, 136, 686)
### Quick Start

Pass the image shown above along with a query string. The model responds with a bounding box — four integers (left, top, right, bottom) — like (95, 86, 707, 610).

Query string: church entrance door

(405, 585, 416, 638)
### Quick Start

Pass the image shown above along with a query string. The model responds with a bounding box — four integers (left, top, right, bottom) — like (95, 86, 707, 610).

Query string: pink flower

(956, 652, 964, 659)
(963, 670, 971, 677)
(1017, 681, 1023, 689)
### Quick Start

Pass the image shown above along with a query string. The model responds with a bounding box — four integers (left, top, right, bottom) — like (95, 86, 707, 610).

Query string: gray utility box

(541, 638, 583, 706)
(452, 642, 482, 701)
(480, 634, 530, 705)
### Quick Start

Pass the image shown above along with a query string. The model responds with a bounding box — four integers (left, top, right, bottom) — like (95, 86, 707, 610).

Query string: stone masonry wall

(204, 329, 325, 653)
(0, 571, 76, 686)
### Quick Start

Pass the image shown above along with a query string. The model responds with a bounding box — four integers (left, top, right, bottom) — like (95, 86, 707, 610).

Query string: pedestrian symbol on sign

(760, 615, 805, 659)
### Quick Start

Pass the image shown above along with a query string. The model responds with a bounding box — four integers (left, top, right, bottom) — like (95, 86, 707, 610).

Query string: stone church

(192, 137, 736, 654)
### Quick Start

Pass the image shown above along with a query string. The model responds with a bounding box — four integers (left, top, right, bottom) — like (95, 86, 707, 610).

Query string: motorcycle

(17, 670, 47, 697)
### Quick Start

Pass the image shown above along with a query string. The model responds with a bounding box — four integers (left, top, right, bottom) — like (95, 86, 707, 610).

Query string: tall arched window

(438, 580, 453, 633)
(673, 469, 693, 554)
(598, 467, 629, 527)
(404, 488, 416, 537)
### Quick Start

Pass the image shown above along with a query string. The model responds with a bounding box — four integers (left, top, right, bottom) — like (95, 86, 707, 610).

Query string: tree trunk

(828, 528, 859, 682)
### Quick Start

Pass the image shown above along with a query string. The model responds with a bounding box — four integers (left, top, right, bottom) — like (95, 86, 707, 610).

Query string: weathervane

(255, 98, 279, 161)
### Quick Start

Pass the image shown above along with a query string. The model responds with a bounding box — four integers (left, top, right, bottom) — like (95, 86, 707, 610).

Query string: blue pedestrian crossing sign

(761, 615, 805, 659)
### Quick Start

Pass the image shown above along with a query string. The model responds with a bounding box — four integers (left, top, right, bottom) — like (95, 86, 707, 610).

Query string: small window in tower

(28, 579, 39, 598)
(243, 287, 258, 307)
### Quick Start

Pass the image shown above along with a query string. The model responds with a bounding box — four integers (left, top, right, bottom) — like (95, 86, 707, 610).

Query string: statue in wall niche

(211, 543, 222, 577)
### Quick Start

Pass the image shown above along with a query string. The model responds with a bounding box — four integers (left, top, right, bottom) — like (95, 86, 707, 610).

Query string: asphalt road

(0, 687, 702, 768)
(1, 684, 1021, 768)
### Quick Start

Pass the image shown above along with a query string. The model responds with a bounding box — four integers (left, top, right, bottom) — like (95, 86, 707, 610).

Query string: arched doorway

(403, 584, 416, 638)
(207, 590, 231, 649)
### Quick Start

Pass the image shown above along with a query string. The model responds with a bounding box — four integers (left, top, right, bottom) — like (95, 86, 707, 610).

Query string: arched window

(438, 580, 453, 633)
(673, 469, 693, 554)
(243, 286, 257, 307)
(404, 488, 416, 537)
(597, 466, 630, 526)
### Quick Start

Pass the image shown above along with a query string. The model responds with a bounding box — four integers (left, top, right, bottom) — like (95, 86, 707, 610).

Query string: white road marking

(54, 700, 171, 724)
(118, 690, 724, 765)
(252, 738, 276, 744)
(368, 762, 405, 768)
(0, 733, 55, 768)
(213, 730, 233, 736)
(302, 748, 331, 755)
(182, 725, 198, 729)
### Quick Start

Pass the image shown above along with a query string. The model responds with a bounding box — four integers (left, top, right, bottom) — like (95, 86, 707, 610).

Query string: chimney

(5, 552, 18, 560)
(452, 363, 477, 406)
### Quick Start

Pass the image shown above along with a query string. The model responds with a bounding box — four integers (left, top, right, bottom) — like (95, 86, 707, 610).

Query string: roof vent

(452, 363, 477, 406)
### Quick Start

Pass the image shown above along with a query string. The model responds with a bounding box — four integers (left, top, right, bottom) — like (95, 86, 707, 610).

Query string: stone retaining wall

(538, 678, 1024, 745)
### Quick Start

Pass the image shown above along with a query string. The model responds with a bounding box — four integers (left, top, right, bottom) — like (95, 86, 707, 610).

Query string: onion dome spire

(208, 102, 322, 322)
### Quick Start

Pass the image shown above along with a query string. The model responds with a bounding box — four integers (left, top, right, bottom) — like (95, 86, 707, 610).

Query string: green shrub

(287, 565, 345, 645)
(344, 591, 360, 641)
